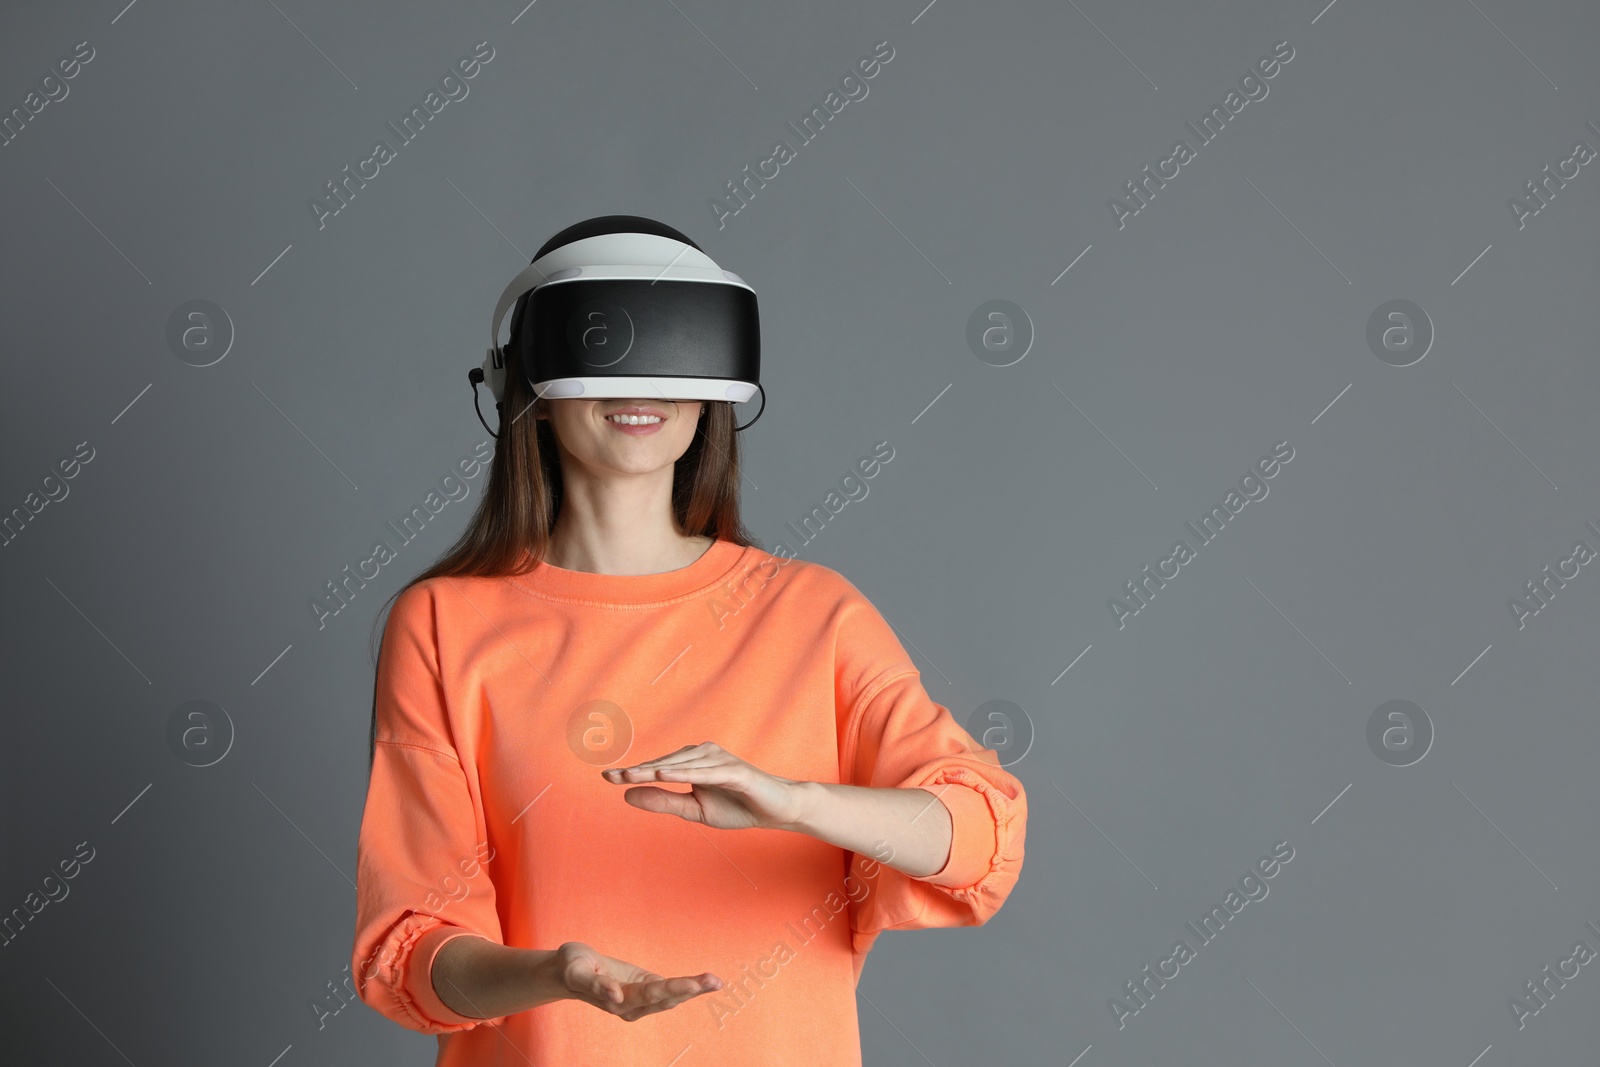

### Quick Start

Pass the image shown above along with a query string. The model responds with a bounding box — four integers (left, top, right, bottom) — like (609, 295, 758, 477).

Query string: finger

(605, 970, 717, 1002)
(613, 980, 675, 1017)
(645, 762, 748, 788)
(622, 785, 705, 821)
(616, 756, 743, 786)
(619, 986, 701, 1021)
(602, 759, 710, 784)
(637, 741, 721, 765)
(616, 976, 720, 1020)
(615, 743, 724, 773)
(620, 976, 692, 1005)
(608, 743, 709, 774)
(655, 975, 722, 1007)
(662, 979, 720, 1004)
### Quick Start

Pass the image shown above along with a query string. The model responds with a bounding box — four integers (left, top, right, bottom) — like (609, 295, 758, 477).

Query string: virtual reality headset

(470, 215, 764, 435)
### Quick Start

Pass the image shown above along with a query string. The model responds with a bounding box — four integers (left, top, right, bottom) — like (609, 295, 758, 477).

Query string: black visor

(515, 278, 760, 394)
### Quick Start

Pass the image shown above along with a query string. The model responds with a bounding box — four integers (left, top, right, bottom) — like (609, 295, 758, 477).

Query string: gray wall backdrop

(3, 0, 1598, 1063)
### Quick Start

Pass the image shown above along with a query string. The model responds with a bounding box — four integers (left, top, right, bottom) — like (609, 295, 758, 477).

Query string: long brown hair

(364, 342, 762, 767)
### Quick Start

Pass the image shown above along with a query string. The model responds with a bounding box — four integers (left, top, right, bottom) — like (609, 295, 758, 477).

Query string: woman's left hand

(601, 742, 809, 831)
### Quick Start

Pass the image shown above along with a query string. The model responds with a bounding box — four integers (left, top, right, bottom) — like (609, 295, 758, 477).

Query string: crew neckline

(508, 537, 751, 606)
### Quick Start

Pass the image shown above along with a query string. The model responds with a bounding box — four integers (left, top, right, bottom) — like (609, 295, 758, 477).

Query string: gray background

(3, 0, 1598, 1063)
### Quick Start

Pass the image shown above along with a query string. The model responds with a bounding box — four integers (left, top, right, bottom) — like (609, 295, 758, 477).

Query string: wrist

(773, 779, 828, 834)
(525, 947, 573, 1007)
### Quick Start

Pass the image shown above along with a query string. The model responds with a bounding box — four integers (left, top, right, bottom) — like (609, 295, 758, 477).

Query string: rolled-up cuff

(403, 926, 500, 1029)
(921, 779, 998, 889)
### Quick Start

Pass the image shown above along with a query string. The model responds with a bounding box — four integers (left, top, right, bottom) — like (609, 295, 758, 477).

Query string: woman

(349, 218, 1028, 1066)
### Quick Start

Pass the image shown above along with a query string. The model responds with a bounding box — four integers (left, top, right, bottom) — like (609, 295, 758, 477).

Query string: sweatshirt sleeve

(351, 583, 510, 1034)
(831, 581, 1028, 960)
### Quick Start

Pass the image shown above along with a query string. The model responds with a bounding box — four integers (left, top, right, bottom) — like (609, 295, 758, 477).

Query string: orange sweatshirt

(350, 537, 1027, 1065)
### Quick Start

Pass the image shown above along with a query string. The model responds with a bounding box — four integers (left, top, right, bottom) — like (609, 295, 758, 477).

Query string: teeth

(606, 414, 662, 425)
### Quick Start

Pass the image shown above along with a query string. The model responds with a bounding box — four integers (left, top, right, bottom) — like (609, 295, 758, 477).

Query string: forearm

(781, 781, 953, 878)
(430, 936, 568, 1020)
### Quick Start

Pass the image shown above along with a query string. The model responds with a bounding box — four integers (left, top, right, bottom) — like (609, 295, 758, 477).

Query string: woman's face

(536, 397, 705, 477)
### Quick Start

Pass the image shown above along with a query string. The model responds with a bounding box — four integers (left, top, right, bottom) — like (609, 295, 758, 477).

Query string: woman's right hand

(550, 941, 723, 1022)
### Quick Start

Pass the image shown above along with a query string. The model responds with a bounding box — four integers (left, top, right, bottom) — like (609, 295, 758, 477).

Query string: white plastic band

(533, 376, 758, 403)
